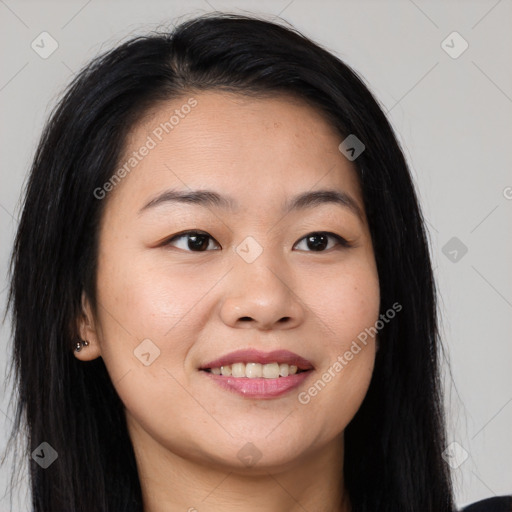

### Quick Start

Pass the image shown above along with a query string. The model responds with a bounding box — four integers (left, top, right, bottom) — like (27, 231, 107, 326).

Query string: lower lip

(201, 371, 312, 399)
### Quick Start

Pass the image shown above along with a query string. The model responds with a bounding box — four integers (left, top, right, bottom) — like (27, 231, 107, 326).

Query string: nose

(219, 258, 305, 331)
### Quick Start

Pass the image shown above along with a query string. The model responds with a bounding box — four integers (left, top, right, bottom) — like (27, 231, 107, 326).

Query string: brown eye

(163, 231, 220, 252)
(162, 230, 351, 253)
(293, 232, 352, 252)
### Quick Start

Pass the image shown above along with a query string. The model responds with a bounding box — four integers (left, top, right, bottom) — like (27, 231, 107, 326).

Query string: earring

(74, 339, 90, 352)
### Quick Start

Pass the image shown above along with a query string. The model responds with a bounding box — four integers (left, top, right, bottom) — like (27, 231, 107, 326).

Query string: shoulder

(460, 495, 512, 512)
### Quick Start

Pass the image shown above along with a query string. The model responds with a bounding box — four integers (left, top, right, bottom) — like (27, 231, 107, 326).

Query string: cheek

(306, 256, 380, 348)
(296, 258, 379, 427)
(93, 245, 229, 397)
(93, 249, 207, 436)
(95, 245, 216, 341)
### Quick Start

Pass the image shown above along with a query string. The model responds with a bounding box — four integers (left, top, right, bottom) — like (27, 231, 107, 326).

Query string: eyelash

(161, 230, 353, 253)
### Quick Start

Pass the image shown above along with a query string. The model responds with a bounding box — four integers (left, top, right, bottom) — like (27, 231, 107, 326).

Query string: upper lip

(200, 349, 314, 371)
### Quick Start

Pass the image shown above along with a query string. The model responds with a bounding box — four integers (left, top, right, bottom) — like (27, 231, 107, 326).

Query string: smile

(202, 362, 305, 378)
(199, 349, 314, 399)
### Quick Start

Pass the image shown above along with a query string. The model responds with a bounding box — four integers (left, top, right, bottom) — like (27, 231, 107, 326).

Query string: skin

(76, 91, 380, 512)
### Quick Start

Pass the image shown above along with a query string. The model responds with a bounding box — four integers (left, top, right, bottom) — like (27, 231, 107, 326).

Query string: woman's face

(77, 91, 380, 472)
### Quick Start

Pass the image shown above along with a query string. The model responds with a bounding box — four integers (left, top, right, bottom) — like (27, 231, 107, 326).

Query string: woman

(4, 12, 510, 512)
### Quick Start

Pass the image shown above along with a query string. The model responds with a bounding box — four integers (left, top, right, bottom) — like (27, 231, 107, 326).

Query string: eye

(162, 230, 220, 252)
(293, 232, 352, 252)
(162, 230, 352, 253)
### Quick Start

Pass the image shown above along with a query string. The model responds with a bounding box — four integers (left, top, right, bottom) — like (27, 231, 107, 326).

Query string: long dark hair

(3, 12, 455, 511)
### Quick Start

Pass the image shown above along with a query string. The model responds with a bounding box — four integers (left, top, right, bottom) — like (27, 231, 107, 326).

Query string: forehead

(106, 91, 364, 219)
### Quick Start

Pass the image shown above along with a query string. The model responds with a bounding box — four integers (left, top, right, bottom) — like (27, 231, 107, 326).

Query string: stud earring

(74, 339, 90, 352)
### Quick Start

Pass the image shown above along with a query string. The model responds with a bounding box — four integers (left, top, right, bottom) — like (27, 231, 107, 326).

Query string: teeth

(231, 362, 246, 378)
(220, 365, 232, 376)
(263, 363, 280, 379)
(246, 363, 262, 378)
(206, 362, 303, 378)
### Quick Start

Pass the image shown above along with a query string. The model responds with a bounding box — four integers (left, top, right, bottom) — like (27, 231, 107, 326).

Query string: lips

(199, 348, 314, 372)
(199, 349, 314, 398)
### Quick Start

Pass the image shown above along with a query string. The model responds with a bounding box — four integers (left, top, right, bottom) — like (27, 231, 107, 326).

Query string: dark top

(460, 495, 512, 512)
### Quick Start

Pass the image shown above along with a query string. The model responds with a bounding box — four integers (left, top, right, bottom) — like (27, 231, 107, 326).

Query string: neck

(128, 419, 350, 512)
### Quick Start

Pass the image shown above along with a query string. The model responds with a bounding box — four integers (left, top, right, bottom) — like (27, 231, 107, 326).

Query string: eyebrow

(138, 188, 364, 221)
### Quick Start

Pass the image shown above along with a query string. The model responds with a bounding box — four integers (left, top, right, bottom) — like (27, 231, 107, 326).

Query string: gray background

(1, 0, 511, 510)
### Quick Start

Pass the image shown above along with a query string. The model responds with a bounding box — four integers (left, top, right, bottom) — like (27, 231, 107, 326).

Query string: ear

(74, 291, 102, 361)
